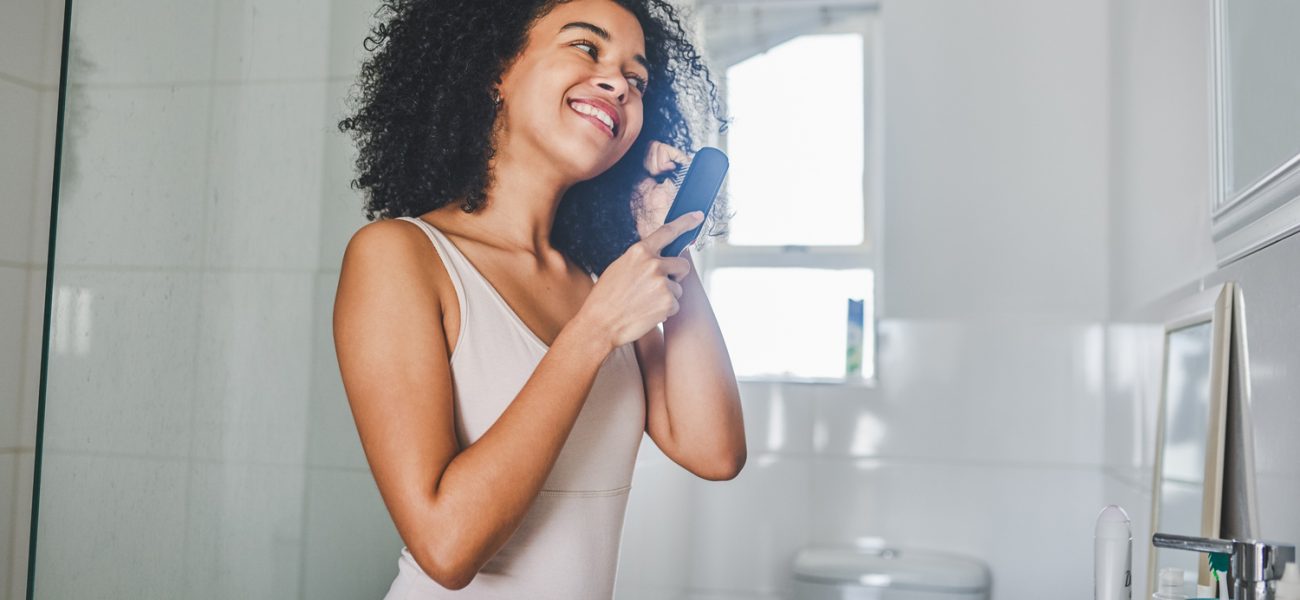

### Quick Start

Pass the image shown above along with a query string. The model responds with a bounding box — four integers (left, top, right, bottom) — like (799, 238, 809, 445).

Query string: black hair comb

(659, 146, 729, 257)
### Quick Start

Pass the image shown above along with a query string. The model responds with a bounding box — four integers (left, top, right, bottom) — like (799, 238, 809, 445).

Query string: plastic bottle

(1095, 505, 1133, 600)
(1152, 567, 1188, 600)
(1276, 562, 1300, 600)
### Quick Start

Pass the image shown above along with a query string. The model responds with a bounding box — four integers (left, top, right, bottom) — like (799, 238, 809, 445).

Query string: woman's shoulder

(340, 217, 458, 314)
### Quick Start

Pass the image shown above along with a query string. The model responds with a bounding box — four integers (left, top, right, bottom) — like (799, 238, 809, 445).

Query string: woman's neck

(446, 142, 575, 257)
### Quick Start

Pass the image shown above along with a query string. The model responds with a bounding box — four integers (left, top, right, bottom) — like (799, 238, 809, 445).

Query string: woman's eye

(573, 41, 598, 58)
(627, 75, 647, 93)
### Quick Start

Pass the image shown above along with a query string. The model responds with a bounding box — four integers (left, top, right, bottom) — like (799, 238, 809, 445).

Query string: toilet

(790, 545, 992, 599)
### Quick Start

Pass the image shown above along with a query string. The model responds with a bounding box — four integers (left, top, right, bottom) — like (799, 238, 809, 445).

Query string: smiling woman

(338, 0, 728, 275)
(332, 0, 744, 598)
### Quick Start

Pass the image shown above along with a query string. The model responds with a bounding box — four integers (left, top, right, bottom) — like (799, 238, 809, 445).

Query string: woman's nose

(596, 79, 627, 103)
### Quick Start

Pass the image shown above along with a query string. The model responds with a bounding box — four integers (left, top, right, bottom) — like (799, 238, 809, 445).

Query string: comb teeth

(670, 160, 689, 187)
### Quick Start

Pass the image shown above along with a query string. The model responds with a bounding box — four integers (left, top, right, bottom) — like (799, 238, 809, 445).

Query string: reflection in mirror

(1153, 322, 1212, 588)
(1221, 0, 1300, 197)
(1148, 283, 1233, 595)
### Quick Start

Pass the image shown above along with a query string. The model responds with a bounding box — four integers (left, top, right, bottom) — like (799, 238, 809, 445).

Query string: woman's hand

(632, 141, 692, 240)
(579, 211, 705, 349)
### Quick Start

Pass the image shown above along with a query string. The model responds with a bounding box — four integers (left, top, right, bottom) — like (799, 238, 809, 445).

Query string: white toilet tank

(790, 545, 991, 600)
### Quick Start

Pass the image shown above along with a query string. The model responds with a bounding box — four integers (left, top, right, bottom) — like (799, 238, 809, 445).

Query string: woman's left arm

(633, 247, 746, 481)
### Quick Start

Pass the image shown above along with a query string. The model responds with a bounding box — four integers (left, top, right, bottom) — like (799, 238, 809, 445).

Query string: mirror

(1210, 0, 1300, 264)
(1217, 1, 1300, 200)
(1147, 282, 1234, 595)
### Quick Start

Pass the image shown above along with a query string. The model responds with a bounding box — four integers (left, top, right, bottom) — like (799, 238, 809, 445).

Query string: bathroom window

(697, 8, 881, 384)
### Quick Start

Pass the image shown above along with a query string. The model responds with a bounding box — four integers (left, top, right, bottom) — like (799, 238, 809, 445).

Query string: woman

(333, 0, 745, 596)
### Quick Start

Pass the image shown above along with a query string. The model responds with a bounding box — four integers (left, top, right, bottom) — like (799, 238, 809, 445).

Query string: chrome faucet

(1152, 532, 1296, 600)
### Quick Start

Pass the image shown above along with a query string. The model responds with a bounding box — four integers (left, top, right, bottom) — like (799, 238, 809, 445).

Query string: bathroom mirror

(1147, 282, 1234, 595)
(1209, 0, 1300, 265)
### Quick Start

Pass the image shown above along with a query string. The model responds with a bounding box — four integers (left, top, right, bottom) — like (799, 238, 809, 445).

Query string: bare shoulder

(333, 217, 464, 361)
(337, 218, 451, 315)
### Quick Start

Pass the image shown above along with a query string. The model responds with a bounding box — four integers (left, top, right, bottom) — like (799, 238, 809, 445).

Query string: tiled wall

(0, 0, 63, 598)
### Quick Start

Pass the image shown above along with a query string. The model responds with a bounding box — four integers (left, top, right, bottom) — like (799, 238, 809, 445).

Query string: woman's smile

(568, 98, 619, 138)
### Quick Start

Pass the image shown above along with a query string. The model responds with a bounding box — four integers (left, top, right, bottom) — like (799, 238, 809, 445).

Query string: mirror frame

(1209, 0, 1300, 266)
(1146, 282, 1234, 595)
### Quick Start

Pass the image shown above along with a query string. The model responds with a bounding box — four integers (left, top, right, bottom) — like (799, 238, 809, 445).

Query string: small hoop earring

(491, 89, 503, 108)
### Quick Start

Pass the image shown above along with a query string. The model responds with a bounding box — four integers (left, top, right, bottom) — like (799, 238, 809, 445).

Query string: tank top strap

(395, 216, 469, 327)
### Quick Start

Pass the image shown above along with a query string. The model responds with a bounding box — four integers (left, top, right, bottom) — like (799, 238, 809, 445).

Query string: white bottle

(1095, 505, 1133, 600)
(1275, 562, 1300, 600)
(1152, 567, 1188, 600)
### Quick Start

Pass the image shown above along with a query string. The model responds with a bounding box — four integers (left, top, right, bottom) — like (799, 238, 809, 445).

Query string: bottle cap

(1094, 505, 1131, 539)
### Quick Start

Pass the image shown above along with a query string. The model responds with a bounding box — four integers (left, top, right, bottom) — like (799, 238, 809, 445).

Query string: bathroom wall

(618, 0, 1113, 598)
(0, 0, 63, 598)
(1105, 0, 1300, 594)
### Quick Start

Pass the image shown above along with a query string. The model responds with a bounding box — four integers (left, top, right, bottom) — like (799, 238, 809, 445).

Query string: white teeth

(570, 101, 615, 132)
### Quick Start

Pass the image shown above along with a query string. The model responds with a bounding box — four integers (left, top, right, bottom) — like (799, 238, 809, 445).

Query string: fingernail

(692, 210, 705, 220)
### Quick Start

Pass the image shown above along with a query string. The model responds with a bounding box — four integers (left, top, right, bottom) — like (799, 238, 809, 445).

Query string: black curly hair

(337, 0, 730, 275)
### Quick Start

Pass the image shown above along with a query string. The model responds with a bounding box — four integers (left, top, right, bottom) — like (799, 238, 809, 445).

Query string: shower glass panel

(30, 1, 402, 597)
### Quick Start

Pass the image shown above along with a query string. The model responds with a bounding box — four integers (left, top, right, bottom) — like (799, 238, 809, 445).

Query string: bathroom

(2, 0, 1298, 598)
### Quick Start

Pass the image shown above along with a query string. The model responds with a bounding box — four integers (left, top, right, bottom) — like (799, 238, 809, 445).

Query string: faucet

(1152, 532, 1296, 600)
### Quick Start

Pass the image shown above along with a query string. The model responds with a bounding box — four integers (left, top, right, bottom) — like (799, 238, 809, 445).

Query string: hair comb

(660, 146, 729, 257)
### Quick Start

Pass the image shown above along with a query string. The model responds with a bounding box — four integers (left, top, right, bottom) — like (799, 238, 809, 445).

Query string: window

(697, 8, 880, 384)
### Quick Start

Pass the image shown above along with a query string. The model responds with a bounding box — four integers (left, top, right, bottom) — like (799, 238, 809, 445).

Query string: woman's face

(496, 0, 649, 182)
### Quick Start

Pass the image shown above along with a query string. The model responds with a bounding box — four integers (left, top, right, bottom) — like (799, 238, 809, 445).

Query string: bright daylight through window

(703, 27, 877, 382)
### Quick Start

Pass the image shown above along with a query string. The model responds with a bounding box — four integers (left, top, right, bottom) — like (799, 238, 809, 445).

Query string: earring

(491, 88, 503, 108)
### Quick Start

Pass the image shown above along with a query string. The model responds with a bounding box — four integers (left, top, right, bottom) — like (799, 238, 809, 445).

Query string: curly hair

(337, 0, 730, 274)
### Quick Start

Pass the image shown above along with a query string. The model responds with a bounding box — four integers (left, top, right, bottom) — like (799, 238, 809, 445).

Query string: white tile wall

(299, 467, 403, 599)
(65, 1, 216, 86)
(0, 267, 28, 451)
(6, 451, 35, 600)
(212, 0, 332, 82)
(54, 86, 211, 268)
(0, 80, 41, 263)
(204, 82, 327, 270)
(2, 0, 63, 598)
(184, 461, 306, 600)
(0, 0, 61, 88)
(190, 272, 315, 464)
(40, 270, 200, 457)
(0, 454, 15, 598)
(33, 453, 189, 599)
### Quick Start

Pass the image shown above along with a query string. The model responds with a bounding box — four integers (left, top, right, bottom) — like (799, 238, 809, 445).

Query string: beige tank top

(385, 216, 647, 599)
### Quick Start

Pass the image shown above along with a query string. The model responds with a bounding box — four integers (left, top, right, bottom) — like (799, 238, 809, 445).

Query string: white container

(1094, 505, 1132, 600)
(1152, 567, 1188, 600)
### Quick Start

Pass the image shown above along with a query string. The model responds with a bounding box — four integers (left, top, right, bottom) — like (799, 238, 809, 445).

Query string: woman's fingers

(644, 140, 689, 176)
(661, 256, 690, 282)
(666, 279, 683, 299)
(642, 211, 704, 254)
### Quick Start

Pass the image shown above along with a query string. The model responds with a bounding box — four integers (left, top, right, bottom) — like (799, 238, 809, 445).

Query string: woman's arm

(634, 248, 746, 480)
(334, 220, 614, 590)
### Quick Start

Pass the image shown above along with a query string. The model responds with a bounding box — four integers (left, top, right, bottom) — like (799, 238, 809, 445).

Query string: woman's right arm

(331, 213, 702, 590)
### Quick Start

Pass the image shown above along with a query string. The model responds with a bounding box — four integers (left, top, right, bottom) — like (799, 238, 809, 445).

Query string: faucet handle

(1153, 532, 1297, 599)
(1152, 532, 1235, 556)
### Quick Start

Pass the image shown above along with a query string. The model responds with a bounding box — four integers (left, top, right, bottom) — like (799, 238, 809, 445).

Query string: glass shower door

(30, 1, 402, 597)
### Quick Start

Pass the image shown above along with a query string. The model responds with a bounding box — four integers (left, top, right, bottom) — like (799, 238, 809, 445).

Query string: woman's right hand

(579, 211, 705, 349)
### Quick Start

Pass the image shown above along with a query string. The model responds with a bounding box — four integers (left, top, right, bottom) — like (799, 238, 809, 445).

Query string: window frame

(694, 8, 884, 387)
